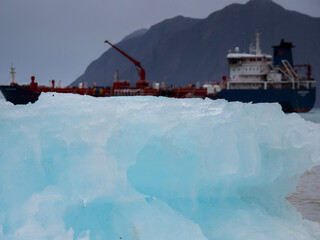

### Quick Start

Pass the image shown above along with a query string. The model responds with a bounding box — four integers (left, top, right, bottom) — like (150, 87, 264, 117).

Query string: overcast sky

(0, 0, 319, 86)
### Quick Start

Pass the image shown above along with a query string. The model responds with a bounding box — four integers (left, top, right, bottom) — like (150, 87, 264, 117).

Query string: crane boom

(105, 40, 147, 87)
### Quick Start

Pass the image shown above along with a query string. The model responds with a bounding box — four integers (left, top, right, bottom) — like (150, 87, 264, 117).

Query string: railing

(227, 80, 315, 90)
(279, 60, 300, 89)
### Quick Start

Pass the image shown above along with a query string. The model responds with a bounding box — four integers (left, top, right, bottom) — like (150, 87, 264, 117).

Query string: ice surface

(0, 93, 320, 240)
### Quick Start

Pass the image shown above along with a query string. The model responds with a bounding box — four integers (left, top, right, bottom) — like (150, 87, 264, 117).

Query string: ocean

(299, 108, 320, 124)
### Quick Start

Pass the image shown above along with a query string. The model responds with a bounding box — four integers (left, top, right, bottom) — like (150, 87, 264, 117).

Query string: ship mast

(10, 65, 16, 85)
(255, 31, 261, 55)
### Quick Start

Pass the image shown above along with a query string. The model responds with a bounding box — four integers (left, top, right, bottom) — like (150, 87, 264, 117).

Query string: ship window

(257, 58, 262, 61)
(228, 58, 239, 64)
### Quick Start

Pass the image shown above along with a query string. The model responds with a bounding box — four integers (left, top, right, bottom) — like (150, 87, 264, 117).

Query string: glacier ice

(0, 93, 319, 240)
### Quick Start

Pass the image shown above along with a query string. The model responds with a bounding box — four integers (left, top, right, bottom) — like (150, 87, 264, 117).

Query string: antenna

(255, 31, 261, 55)
(10, 64, 16, 85)
(114, 69, 119, 82)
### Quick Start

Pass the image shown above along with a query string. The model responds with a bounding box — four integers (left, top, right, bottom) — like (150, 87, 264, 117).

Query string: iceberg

(0, 93, 319, 240)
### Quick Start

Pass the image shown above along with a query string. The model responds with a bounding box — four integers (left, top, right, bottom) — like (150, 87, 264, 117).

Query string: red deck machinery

(105, 40, 149, 88)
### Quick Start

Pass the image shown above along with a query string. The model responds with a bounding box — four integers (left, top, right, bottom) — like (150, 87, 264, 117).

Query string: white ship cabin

(227, 32, 281, 90)
(225, 33, 315, 90)
(228, 53, 273, 85)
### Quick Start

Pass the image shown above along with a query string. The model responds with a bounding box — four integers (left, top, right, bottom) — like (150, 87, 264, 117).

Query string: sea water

(299, 108, 320, 124)
(0, 93, 320, 240)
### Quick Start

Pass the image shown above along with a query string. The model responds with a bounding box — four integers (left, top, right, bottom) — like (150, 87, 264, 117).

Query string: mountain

(72, 0, 320, 106)
(121, 28, 148, 42)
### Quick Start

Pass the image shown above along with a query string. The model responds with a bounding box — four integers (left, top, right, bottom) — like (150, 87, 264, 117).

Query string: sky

(0, 0, 319, 86)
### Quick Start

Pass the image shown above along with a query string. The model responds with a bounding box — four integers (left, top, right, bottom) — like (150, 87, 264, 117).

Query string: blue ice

(0, 93, 319, 240)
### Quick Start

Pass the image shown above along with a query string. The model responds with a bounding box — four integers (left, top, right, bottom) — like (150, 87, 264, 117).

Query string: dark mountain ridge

(72, 0, 320, 106)
(121, 28, 148, 42)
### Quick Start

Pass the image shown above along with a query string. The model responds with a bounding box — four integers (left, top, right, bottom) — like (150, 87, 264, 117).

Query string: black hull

(212, 88, 316, 113)
(0, 85, 316, 113)
(0, 86, 39, 105)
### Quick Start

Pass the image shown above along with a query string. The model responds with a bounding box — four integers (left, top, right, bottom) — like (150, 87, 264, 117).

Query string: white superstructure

(227, 32, 278, 89)
(225, 32, 314, 90)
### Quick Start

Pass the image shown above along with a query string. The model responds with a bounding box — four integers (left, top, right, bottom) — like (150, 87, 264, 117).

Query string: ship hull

(1, 85, 316, 113)
(0, 86, 39, 104)
(212, 88, 316, 113)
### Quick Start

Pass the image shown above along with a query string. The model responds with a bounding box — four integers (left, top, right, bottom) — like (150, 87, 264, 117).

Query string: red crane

(105, 40, 149, 88)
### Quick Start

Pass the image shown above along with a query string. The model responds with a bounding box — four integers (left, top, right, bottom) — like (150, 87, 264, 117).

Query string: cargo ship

(0, 35, 316, 112)
(212, 33, 316, 113)
(0, 40, 213, 105)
